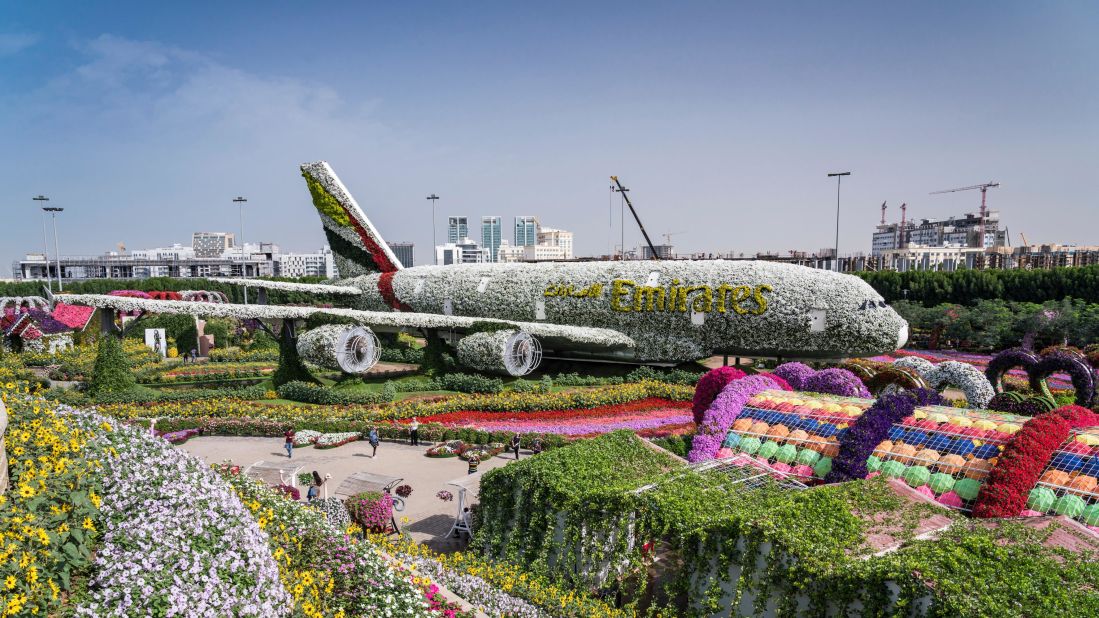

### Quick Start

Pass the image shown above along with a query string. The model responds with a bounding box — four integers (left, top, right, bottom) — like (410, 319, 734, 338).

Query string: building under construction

(872, 210, 1009, 256)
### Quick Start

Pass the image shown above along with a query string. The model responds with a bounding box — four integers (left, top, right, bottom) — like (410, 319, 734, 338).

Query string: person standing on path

(284, 429, 295, 459)
(409, 418, 420, 447)
(368, 427, 380, 457)
(467, 454, 480, 475)
(511, 433, 521, 460)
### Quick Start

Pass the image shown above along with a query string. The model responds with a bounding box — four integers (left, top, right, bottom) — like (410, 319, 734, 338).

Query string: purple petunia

(804, 367, 872, 398)
(773, 362, 815, 390)
(688, 374, 780, 462)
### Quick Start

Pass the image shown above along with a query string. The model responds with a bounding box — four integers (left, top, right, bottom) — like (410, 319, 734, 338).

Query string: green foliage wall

(859, 265, 1099, 306)
(894, 297, 1099, 350)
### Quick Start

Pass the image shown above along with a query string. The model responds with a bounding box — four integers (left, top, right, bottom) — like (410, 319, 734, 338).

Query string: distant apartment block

(537, 227, 574, 259)
(387, 241, 415, 268)
(872, 211, 1007, 256)
(278, 247, 336, 278)
(192, 232, 235, 258)
(435, 238, 492, 265)
(447, 217, 469, 244)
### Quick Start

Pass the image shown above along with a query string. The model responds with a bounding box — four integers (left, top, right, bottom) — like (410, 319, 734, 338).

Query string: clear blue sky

(2, 1, 1096, 268)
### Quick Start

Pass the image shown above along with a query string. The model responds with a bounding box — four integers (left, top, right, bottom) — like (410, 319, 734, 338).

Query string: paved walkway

(179, 437, 523, 551)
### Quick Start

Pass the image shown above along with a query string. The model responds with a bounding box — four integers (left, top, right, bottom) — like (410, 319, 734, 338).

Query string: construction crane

(880, 201, 887, 225)
(662, 231, 686, 244)
(1019, 232, 1030, 247)
(930, 182, 999, 248)
(610, 176, 661, 260)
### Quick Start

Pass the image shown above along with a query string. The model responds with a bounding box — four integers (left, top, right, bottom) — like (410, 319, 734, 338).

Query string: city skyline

(2, 2, 1097, 270)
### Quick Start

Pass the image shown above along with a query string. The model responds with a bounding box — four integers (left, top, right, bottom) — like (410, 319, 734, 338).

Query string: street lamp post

(827, 172, 851, 272)
(43, 206, 64, 291)
(32, 195, 52, 292)
(233, 196, 248, 304)
(426, 194, 439, 265)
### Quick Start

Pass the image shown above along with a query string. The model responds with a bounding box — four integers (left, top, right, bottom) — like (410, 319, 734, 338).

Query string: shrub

(88, 336, 136, 396)
(438, 373, 504, 394)
(277, 381, 388, 405)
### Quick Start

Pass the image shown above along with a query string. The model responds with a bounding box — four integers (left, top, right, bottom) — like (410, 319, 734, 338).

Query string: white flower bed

(293, 429, 322, 447)
(893, 356, 935, 376)
(315, 431, 361, 449)
(0, 296, 50, 310)
(309, 497, 352, 529)
(64, 407, 291, 617)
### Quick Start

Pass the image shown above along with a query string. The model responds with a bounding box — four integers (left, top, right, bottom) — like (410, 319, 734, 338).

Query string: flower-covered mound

(415, 398, 693, 438)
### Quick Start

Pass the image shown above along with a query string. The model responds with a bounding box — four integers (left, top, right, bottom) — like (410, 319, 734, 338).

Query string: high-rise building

(192, 232, 235, 258)
(447, 217, 469, 244)
(481, 216, 502, 262)
(387, 241, 415, 268)
(536, 227, 574, 260)
(514, 216, 539, 246)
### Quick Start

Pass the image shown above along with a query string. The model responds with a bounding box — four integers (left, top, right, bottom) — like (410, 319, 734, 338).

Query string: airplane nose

(896, 323, 908, 350)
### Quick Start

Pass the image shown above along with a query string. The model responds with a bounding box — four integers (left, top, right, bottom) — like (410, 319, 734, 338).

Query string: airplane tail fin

(300, 161, 403, 276)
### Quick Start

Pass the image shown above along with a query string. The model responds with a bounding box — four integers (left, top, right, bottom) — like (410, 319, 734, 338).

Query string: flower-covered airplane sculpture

(57, 162, 908, 376)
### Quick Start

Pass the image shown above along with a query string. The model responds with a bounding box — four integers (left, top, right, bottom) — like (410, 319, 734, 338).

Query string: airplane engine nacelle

(296, 324, 381, 374)
(456, 329, 542, 377)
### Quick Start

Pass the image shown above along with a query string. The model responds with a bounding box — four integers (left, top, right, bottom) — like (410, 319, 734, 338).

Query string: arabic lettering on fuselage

(543, 279, 772, 315)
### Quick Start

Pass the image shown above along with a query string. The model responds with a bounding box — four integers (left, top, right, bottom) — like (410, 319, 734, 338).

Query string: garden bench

(243, 460, 304, 489)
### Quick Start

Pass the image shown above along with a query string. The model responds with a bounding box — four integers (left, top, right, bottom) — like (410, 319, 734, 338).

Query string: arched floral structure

(972, 405, 1099, 518)
(923, 361, 995, 409)
(825, 388, 945, 483)
(688, 374, 791, 462)
(1030, 352, 1096, 407)
(864, 366, 928, 395)
(985, 348, 1048, 398)
(691, 366, 747, 424)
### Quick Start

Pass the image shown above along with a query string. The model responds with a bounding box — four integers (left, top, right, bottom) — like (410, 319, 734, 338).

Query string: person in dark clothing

(409, 418, 420, 446)
(511, 433, 521, 460)
(467, 455, 480, 475)
(531, 437, 543, 455)
(284, 429, 295, 458)
(368, 427, 380, 457)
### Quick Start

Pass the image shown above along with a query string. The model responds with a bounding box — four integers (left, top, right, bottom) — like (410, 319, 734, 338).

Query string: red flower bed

(415, 398, 689, 425)
(972, 405, 1099, 518)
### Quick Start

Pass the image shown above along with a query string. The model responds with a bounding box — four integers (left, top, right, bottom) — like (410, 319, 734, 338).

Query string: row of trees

(859, 266, 1099, 306)
(893, 298, 1099, 352)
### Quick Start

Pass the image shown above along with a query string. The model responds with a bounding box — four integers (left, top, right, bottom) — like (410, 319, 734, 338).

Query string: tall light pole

(43, 206, 64, 291)
(426, 194, 439, 265)
(233, 196, 248, 303)
(827, 172, 851, 272)
(33, 195, 52, 292)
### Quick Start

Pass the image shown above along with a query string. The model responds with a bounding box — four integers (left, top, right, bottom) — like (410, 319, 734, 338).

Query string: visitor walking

(511, 433, 521, 460)
(181, 350, 190, 364)
(467, 455, 480, 475)
(190, 347, 198, 361)
(368, 427, 380, 457)
(284, 429, 295, 459)
(409, 417, 420, 446)
(307, 470, 323, 502)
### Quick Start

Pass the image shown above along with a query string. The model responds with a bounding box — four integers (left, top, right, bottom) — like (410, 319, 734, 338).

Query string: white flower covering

(208, 277, 361, 295)
(348, 260, 908, 361)
(62, 294, 633, 350)
(0, 296, 50, 310)
(924, 360, 996, 408)
(455, 329, 541, 376)
(894, 357, 994, 407)
(296, 324, 380, 373)
(893, 356, 936, 376)
(293, 430, 322, 447)
(315, 432, 361, 448)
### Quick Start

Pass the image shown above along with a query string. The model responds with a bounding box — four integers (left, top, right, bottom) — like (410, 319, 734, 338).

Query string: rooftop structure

(872, 210, 1008, 256)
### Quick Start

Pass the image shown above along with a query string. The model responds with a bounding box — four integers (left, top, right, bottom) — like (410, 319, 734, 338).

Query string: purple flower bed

(804, 367, 872, 398)
(691, 367, 746, 424)
(688, 374, 787, 462)
(773, 362, 815, 390)
(156, 428, 201, 444)
(825, 388, 943, 483)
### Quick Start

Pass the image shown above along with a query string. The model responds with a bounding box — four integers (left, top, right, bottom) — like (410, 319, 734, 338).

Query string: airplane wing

(206, 277, 362, 295)
(61, 293, 634, 352)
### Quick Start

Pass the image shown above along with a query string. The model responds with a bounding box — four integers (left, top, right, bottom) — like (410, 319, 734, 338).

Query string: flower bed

(426, 440, 465, 458)
(70, 407, 290, 616)
(1, 383, 103, 616)
(315, 431, 361, 449)
(217, 467, 429, 616)
(292, 429, 323, 447)
(873, 348, 1076, 391)
(415, 397, 693, 439)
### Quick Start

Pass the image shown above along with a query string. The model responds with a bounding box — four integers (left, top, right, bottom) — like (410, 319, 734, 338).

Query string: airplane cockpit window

(859, 299, 888, 310)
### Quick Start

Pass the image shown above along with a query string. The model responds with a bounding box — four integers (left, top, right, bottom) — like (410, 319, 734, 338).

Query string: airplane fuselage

(339, 260, 907, 362)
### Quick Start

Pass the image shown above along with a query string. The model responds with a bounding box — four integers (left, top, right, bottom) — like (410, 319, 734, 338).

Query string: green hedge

(88, 336, 135, 396)
(859, 266, 1099, 306)
(277, 381, 389, 405)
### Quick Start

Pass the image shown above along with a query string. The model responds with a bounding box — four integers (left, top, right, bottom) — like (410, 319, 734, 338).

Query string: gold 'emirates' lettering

(607, 279, 771, 315)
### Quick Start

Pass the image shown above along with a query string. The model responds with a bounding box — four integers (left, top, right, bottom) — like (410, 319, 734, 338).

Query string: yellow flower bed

(1, 382, 103, 617)
(94, 381, 694, 425)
